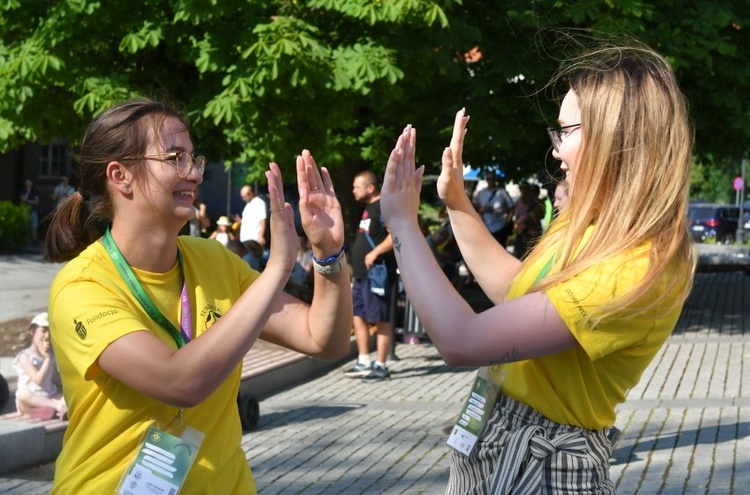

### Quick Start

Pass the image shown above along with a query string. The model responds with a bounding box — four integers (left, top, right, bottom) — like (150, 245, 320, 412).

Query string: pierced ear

(106, 160, 134, 195)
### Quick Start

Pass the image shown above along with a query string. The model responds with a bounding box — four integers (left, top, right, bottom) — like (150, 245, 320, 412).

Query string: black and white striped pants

(446, 393, 617, 494)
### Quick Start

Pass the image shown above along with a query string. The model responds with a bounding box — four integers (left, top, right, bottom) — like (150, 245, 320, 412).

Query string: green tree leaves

(0, 0, 746, 193)
(119, 22, 164, 54)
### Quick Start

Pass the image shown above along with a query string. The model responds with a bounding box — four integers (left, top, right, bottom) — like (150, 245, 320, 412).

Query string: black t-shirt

(351, 200, 396, 280)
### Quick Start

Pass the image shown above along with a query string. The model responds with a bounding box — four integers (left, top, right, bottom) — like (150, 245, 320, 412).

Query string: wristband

(310, 245, 345, 266)
(312, 254, 346, 275)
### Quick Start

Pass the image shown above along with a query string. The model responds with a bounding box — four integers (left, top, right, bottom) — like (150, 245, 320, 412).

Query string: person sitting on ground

(13, 312, 67, 420)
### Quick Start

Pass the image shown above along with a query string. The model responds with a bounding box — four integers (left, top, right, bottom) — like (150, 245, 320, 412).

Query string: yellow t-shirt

(49, 236, 260, 494)
(494, 227, 686, 430)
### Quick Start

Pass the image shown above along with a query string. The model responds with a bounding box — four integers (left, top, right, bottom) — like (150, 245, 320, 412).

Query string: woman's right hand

(437, 108, 471, 210)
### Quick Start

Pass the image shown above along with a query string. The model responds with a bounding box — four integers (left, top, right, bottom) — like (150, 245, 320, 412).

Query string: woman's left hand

(381, 125, 424, 231)
(265, 162, 299, 274)
(296, 150, 345, 260)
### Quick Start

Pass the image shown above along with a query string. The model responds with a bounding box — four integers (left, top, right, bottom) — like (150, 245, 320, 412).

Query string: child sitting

(209, 215, 237, 246)
(13, 312, 67, 420)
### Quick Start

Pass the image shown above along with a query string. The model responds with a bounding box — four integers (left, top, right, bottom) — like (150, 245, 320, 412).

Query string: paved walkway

(0, 253, 63, 323)
(0, 266, 747, 493)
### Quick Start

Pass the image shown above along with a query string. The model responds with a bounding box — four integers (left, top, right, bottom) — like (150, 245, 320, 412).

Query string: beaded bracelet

(310, 245, 345, 266)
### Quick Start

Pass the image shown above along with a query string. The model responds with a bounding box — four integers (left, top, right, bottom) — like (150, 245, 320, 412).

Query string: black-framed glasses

(547, 123, 581, 152)
(122, 152, 206, 179)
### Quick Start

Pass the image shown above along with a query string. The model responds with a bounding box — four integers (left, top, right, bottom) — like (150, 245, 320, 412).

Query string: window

(39, 141, 72, 178)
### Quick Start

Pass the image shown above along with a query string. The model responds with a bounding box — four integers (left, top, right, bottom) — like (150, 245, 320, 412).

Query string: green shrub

(0, 201, 30, 253)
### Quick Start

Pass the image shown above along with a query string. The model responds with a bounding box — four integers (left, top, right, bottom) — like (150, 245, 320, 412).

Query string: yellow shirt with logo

(49, 236, 260, 494)
(494, 226, 686, 430)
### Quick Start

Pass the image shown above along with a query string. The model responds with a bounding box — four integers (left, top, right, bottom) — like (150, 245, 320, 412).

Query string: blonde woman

(381, 40, 694, 493)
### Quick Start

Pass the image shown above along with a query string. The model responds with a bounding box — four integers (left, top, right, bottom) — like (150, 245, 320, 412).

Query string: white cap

(31, 312, 49, 327)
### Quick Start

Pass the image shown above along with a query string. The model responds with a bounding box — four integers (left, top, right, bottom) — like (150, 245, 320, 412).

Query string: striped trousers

(446, 393, 616, 494)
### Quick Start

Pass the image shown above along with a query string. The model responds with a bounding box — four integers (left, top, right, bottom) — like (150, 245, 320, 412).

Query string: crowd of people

(6, 37, 696, 494)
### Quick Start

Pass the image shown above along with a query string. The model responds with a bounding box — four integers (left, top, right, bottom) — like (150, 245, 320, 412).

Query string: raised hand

(265, 162, 298, 274)
(295, 150, 345, 260)
(381, 125, 424, 230)
(437, 108, 470, 209)
(39, 338, 52, 359)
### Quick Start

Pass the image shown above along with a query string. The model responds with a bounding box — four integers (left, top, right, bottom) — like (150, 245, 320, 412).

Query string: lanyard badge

(447, 256, 553, 456)
(117, 424, 205, 495)
(447, 366, 506, 456)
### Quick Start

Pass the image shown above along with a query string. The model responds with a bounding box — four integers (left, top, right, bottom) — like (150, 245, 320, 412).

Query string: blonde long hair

(525, 41, 696, 321)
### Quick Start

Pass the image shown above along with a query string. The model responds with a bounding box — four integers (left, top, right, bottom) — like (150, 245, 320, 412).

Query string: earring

(124, 186, 131, 194)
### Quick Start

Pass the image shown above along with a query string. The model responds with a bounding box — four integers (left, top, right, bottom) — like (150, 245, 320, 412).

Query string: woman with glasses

(381, 40, 694, 493)
(44, 99, 352, 494)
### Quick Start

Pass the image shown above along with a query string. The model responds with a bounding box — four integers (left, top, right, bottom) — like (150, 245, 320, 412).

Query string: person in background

(225, 239, 247, 259)
(19, 179, 40, 244)
(243, 240, 265, 271)
(554, 178, 570, 212)
(188, 189, 210, 237)
(238, 184, 268, 248)
(13, 312, 67, 420)
(380, 39, 695, 493)
(291, 234, 314, 288)
(473, 171, 514, 248)
(346, 170, 397, 381)
(44, 98, 352, 494)
(52, 176, 76, 208)
(286, 234, 314, 302)
(209, 215, 236, 246)
(512, 181, 544, 259)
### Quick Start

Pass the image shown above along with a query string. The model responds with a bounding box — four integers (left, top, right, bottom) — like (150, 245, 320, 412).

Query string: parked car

(688, 204, 739, 244)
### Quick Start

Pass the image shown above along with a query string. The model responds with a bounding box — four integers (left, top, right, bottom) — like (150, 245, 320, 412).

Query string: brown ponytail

(44, 98, 188, 262)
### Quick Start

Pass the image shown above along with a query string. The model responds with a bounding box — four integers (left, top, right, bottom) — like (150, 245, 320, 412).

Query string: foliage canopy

(0, 0, 748, 188)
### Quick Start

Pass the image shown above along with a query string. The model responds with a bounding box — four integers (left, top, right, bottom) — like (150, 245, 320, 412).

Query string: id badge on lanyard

(446, 366, 506, 456)
(117, 414, 205, 495)
(447, 256, 554, 456)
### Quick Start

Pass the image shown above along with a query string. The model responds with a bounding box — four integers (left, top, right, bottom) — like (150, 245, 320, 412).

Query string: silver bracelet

(312, 254, 346, 275)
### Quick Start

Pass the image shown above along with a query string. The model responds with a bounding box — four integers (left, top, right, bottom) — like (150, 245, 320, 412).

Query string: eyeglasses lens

(176, 152, 206, 178)
(548, 130, 561, 152)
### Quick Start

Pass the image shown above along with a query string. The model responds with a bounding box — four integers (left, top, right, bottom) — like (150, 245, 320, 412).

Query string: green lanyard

(102, 228, 192, 348)
(535, 256, 555, 285)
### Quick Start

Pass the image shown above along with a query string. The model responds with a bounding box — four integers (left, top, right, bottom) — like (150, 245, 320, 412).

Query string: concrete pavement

(0, 254, 64, 323)
(0, 254, 748, 494)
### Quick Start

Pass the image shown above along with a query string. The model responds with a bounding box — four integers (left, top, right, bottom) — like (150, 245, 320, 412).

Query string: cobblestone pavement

(0, 271, 747, 494)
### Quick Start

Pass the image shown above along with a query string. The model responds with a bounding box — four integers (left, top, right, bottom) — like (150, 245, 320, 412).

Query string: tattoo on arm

(488, 348, 523, 365)
(393, 237, 402, 254)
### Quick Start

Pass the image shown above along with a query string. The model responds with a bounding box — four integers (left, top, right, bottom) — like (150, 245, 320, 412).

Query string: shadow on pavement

(252, 404, 364, 431)
(610, 421, 750, 466)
